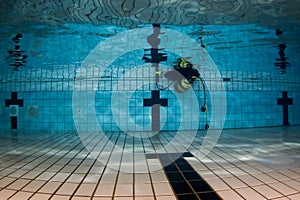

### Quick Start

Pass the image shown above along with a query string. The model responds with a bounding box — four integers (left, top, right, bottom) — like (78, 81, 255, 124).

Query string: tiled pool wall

(1, 88, 299, 132)
(0, 24, 299, 131)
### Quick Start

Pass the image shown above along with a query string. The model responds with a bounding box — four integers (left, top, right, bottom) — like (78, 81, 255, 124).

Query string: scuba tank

(175, 78, 192, 92)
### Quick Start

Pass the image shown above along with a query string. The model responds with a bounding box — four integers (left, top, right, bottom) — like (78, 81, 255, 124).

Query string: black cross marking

(277, 91, 293, 126)
(5, 92, 23, 129)
(143, 90, 168, 131)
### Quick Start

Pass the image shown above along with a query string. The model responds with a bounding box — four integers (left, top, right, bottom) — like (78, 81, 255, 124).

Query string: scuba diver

(165, 57, 200, 92)
(164, 57, 209, 130)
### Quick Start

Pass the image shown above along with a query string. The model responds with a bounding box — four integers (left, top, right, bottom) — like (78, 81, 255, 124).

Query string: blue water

(0, 23, 299, 132)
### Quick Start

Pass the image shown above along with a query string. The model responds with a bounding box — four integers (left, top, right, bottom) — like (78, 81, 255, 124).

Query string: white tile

(82, 174, 102, 183)
(189, 162, 209, 171)
(49, 195, 70, 200)
(6, 178, 31, 190)
(0, 177, 16, 188)
(113, 197, 134, 200)
(74, 166, 90, 174)
(92, 197, 112, 200)
(8, 191, 33, 200)
(147, 159, 163, 172)
(206, 177, 231, 191)
(36, 172, 56, 181)
(0, 168, 15, 176)
(290, 167, 300, 174)
(75, 183, 96, 196)
(254, 173, 278, 184)
(48, 164, 65, 172)
(204, 162, 222, 170)
(253, 184, 282, 199)
(135, 164, 149, 173)
(72, 196, 91, 200)
(253, 164, 273, 173)
(272, 197, 292, 200)
(60, 165, 77, 173)
(236, 187, 265, 200)
(266, 171, 292, 181)
(217, 189, 244, 200)
(269, 182, 297, 195)
(21, 170, 41, 179)
(150, 172, 169, 183)
(155, 195, 177, 200)
(199, 170, 218, 179)
(283, 179, 300, 191)
(242, 161, 260, 167)
(56, 182, 78, 195)
(9, 169, 30, 178)
(288, 192, 300, 200)
(22, 180, 46, 192)
(135, 173, 151, 183)
(0, 189, 17, 199)
(94, 183, 115, 196)
(51, 172, 71, 182)
(117, 173, 133, 184)
(153, 182, 174, 196)
(135, 196, 155, 200)
(212, 168, 233, 178)
(114, 183, 133, 196)
(184, 157, 200, 163)
(38, 181, 62, 194)
(100, 173, 117, 183)
(237, 174, 263, 186)
(222, 177, 247, 189)
(135, 183, 153, 196)
(239, 165, 260, 175)
(226, 167, 247, 176)
(30, 193, 52, 200)
(279, 169, 300, 179)
(219, 161, 236, 169)
(66, 173, 85, 183)
(89, 166, 105, 174)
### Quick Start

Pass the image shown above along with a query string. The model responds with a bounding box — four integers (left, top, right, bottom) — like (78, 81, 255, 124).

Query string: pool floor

(0, 126, 300, 199)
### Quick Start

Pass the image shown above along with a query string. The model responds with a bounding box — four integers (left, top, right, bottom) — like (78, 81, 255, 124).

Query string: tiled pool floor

(0, 126, 300, 200)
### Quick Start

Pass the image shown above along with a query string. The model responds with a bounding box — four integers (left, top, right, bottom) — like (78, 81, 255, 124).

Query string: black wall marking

(5, 92, 24, 129)
(222, 78, 231, 82)
(277, 91, 293, 126)
(142, 48, 167, 64)
(7, 33, 28, 71)
(274, 44, 291, 74)
(143, 90, 168, 131)
(148, 152, 222, 200)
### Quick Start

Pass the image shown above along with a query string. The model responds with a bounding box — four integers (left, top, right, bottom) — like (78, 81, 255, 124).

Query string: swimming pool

(0, 1, 300, 199)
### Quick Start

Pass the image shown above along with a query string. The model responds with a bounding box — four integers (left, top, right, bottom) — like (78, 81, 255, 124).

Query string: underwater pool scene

(0, 0, 300, 199)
